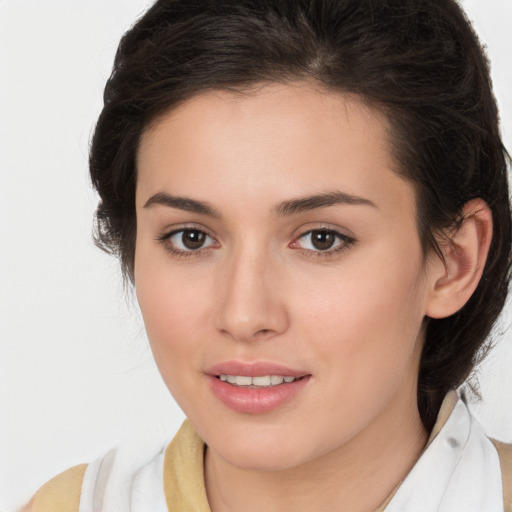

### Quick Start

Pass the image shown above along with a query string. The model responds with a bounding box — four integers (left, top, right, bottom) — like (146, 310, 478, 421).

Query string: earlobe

(426, 198, 493, 319)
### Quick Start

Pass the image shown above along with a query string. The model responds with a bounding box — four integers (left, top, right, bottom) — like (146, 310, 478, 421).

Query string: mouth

(206, 362, 311, 414)
(216, 374, 304, 387)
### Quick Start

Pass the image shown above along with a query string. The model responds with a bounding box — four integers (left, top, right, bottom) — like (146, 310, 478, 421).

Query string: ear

(425, 198, 493, 319)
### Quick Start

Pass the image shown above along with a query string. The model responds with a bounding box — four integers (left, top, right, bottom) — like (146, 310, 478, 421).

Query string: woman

(26, 0, 512, 510)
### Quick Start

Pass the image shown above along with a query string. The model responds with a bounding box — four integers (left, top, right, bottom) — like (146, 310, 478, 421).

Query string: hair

(90, 0, 511, 431)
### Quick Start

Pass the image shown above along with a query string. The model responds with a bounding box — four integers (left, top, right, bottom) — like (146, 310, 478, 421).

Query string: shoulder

(21, 425, 190, 512)
(491, 439, 512, 512)
(22, 464, 88, 512)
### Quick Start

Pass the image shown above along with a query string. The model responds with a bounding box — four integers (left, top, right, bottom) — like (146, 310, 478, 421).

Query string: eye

(162, 228, 217, 253)
(291, 229, 353, 253)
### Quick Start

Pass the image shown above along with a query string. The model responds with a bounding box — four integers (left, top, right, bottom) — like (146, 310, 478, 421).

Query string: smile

(208, 371, 310, 414)
(218, 375, 299, 387)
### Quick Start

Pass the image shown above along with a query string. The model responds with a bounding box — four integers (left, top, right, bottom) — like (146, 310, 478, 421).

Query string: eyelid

(290, 223, 354, 242)
(157, 222, 216, 240)
(157, 224, 220, 257)
(171, 229, 216, 250)
(289, 226, 356, 255)
(156, 223, 355, 259)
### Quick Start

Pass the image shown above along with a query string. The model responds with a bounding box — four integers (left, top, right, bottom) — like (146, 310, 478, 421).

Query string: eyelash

(290, 229, 355, 259)
(157, 228, 218, 259)
(157, 227, 355, 259)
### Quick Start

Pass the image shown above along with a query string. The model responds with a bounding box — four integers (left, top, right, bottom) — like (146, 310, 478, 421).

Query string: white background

(1, 1, 511, 510)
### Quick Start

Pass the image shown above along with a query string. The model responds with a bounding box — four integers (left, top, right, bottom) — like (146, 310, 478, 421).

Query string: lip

(206, 360, 308, 378)
(206, 360, 311, 414)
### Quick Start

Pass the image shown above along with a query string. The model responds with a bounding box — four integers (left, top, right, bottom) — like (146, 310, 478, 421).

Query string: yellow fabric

(492, 439, 512, 512)
(22, 396, 511, 512)
(163, 420, 211, 512)
(162, 396, 460, 512)
(22, 464, 87, 512)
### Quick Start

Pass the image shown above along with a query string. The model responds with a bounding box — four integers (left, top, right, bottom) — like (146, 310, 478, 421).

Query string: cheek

(281, 248, 428, 447)
(136, 273, 214, 419)
(293, 245, 427, 384)
(134, 250, 212, 376)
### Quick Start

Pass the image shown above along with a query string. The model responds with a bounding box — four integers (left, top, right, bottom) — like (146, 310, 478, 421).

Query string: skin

(134, 83, 489, 511)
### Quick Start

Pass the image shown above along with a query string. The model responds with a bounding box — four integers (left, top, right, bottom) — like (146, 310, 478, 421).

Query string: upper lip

(206, 360, 309, 378)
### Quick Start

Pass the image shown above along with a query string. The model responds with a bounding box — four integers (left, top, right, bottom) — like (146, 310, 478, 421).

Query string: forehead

(136, 83, 414, 220)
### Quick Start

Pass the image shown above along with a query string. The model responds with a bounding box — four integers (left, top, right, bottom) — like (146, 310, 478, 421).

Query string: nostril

(255, 328, 273, 337)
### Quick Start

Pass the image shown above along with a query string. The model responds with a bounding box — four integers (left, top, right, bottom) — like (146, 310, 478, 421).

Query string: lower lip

(207, 375, 310, 414)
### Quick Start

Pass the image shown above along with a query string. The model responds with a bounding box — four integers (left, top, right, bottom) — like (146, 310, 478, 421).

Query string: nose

(214, 247, 290, 342)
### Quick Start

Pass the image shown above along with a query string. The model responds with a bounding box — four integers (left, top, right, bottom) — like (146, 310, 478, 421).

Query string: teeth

(253, 376, 272, 386)
(235, 376, 252, 386)
(218, 375, 298, 387)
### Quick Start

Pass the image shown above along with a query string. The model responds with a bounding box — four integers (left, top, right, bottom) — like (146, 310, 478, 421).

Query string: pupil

(312, 230, 335, 250)
(182, 230, 205, 250)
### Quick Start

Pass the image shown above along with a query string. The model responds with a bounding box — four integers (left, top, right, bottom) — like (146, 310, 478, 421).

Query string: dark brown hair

(90, 0, 511, 430)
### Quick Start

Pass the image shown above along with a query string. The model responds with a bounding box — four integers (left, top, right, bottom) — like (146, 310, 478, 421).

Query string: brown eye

(310, 230, 337, 251)
(165, 228, 216, 253)
(181, 230, 206, 250)
(292, 228, 353, 254)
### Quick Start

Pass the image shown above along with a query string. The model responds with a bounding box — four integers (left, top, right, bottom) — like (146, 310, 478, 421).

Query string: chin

(204, 423, 331, 473)
(217, 444, 306, 472)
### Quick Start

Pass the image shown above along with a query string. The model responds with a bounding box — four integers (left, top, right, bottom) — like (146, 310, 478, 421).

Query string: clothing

(25, 392, 512, 512)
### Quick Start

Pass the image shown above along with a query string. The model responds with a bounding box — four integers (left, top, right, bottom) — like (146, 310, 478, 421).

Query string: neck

(205, 385, 428, 512)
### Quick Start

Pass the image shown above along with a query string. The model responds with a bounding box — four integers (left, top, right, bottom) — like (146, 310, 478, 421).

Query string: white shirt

(78, 393, 504, 512)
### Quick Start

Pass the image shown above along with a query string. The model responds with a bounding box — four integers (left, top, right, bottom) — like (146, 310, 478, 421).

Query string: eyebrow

(274, 191, 377, 216)
(143, 190, 377, 217)
(143, 192, 221, 217)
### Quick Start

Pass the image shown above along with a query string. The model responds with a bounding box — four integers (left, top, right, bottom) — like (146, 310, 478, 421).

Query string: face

(135, 83, 435, 472)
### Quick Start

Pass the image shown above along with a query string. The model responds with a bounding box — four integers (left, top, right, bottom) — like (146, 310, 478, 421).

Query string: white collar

(384, 393, 503, 511)
(79, 393, 503, 512)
